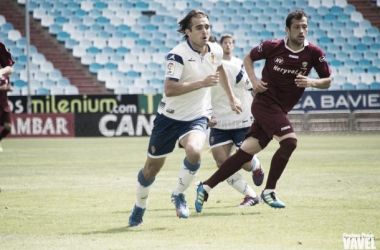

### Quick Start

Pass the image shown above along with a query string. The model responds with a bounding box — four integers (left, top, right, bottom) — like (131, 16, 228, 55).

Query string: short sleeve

(165, 53, 184, 82)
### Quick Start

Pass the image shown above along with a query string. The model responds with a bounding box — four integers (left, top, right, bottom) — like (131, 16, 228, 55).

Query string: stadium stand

(0, 0, 378, 96)
(0, 0, 109, 94)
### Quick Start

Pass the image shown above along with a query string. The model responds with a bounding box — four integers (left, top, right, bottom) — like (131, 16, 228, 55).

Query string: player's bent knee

(185, 147, 202, 163)
(280, 138, 297, 153)
(138, 169, 155, 187)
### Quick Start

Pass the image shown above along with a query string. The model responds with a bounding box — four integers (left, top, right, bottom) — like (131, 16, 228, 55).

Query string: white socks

(173, 161, 197, 195)
(135, 183, 150, 209)
(227, 172, 257, 197)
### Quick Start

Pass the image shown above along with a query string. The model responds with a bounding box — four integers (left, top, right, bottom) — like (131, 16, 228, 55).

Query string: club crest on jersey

(166, 62, 175, 76)
(274, 56, 284, 65)
(151, 146, 156, 154)
(302, 61, 308, 68)
(211, 53, 215, 64)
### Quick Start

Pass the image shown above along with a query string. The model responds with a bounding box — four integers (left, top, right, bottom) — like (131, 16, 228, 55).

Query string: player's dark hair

(177, 9, 209, 40)
(209, 35, 217, 43)
(286, 9, 307, 29)
(220, 34, 234, 45)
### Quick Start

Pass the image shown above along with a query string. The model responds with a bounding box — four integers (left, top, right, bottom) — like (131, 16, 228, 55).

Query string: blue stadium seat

(65, 85, 79, 95)
(50, 86, 65, 95)
(104, 63, 117, 71)
(14, 79, 27, 88)
(36, 87, 51, 95)
(367, 27, 380, 37)
(330, 6, 343, 15)
(42, 79, 56, 88)
(66, 2, 80, 10)
(358, 59, 372, 68)
(126, 70, 140, 79)
(361, 36, 374, 45)
(57, 78, 71, 87)
(370, 82, 380, 89)
(352, 68, 365, 74)
(368, 67, 380, 74)
(89, 63, 102, 73)
(335, 52, 350, 61)
(370, 43, 380, 51)
(143, 86, 157, 94)
(333, 36, 346, 46)
(87, 46, 101, 55)
(330, 60, 343, 67)
(344, 59, 357, 68)
(94, 2, 108, 10)
(57, 31, 70, 42)
(356, 82, 369, 90)
(74, 9, 87, 17)
(116, 46, 130, 55)
(135, 2, 149, 10)
(342, 83, 356, 90)
(49, 70, 63, 82)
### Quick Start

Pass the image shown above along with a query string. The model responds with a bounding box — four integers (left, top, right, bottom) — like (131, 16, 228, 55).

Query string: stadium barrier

(6, 90, 380, 137)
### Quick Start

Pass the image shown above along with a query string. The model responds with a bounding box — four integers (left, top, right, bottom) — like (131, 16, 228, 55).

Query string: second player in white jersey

(211, 56, 253, 130)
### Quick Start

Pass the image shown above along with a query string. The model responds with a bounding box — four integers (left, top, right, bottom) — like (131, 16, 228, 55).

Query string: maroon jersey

(0, 42, 15, 111)
(250, 38, 331, 113)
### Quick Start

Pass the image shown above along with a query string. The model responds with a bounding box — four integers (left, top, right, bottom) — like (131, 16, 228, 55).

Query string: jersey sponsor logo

(319, 56, 326, 62)
(274, 56, 284, 65)
(273, 65, 307, 75)
(188, 57, 196, 62)
(257, 43, 263, 52)
(289, 54, 299, 59)
(166, 62, 175, 76)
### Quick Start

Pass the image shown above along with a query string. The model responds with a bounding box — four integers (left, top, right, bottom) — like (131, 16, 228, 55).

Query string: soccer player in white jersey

(129, 10, 242, 227)
(208, 34, 265, 207)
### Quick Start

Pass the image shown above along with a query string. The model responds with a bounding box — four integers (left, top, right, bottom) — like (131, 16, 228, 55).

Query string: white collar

(284, 36, 309, 53)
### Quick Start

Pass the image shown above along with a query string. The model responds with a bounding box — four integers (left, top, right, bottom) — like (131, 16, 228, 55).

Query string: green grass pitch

(0, 135, 379, 249)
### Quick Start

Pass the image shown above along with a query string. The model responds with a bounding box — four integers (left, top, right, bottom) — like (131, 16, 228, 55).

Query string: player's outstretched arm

(218, 64, 242, 114)
(243, 53, 267, 93)
(294, 74, 331, 89)
(164, 73, 220, 97)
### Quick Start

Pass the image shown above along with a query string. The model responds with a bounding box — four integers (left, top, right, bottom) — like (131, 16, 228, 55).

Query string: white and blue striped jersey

(158, 40, 223, 121)
(211, 56, 254, 130)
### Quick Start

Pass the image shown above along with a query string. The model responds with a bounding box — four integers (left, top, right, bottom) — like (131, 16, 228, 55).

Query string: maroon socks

(204, 148, 253, 188)
(265, 138, 297, 190)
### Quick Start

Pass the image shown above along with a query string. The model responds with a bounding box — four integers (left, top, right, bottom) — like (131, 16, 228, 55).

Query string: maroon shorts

(246, 101, 294, 149)
(0, 107, 11, 125)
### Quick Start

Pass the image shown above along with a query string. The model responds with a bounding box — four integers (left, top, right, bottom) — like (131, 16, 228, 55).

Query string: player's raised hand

(252, 80, 268, 93)
(295, 74, 314, 88)
(230, 97, 242, 114)
(202, 72, 220, 87)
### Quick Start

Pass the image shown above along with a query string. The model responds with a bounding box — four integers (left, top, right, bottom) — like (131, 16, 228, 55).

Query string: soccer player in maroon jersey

(0, 42, 15, 152)
(195, 9, 331, 211)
